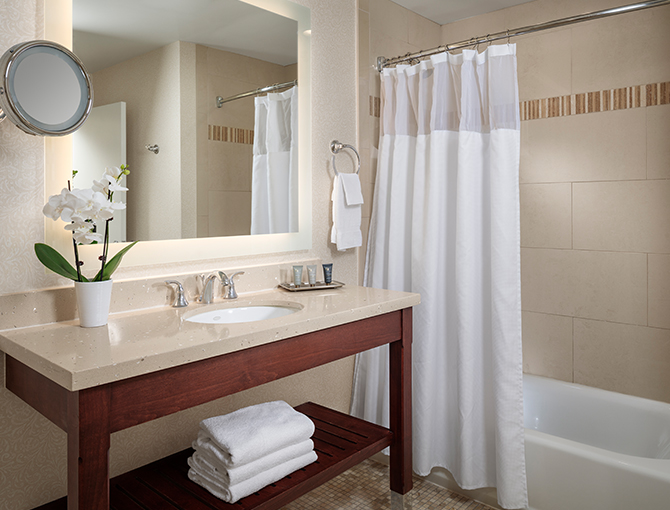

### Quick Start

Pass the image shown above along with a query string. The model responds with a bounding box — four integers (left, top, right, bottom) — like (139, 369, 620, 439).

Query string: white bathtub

(523, 374, 670, 510)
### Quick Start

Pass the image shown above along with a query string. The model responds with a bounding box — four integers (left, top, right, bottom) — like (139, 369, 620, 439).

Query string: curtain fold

(251, 86, 298, 235)
(351, 45, 527, 509)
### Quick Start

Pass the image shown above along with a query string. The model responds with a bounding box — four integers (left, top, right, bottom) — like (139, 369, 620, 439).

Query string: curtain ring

(506, 29, 511, 45)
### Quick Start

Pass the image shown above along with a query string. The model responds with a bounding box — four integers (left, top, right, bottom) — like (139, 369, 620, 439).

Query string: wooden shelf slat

(34, 402, 392, 510)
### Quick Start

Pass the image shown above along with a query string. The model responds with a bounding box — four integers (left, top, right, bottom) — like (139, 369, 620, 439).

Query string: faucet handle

(219, 271, 244, 299)
(165, 280, 189, 307)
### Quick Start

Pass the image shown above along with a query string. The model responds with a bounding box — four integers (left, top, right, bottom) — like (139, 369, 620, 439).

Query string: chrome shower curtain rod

(216, 79, 297, 107)
(376, 0, 670, 71)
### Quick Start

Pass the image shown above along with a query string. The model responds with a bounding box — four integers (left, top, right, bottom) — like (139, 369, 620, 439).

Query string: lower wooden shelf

(35, 402, 393, 510)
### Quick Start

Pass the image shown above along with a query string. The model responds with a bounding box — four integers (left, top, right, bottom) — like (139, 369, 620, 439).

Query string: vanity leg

(389, 307, 413, 495)
(67, 385, 111, 510)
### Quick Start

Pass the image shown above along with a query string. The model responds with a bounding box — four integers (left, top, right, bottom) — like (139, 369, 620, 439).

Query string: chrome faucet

(197, 273, 221, 304)
(219, 271, 244, 299)
(165, 280, 189, 308)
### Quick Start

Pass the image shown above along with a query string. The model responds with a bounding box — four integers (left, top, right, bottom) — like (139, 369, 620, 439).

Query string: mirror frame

(45, 0, 311, 269)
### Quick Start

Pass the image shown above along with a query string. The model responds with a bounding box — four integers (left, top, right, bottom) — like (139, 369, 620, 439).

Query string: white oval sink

(185, 305, 300, 325)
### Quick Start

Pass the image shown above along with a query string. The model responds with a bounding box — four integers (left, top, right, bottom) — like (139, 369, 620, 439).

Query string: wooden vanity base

(7, 308, 413, 510)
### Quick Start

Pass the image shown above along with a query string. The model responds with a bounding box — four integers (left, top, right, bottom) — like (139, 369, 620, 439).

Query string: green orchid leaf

(34, 243, 88, 282)
(93, 240, 138, 281)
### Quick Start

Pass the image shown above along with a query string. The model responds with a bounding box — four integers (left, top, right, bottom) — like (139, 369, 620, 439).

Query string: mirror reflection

(72, 0, 299, 242)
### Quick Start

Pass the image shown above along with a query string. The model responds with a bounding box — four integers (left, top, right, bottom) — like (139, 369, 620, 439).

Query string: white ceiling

(73, 0, 298, 74)
(391, 0, 537, 25)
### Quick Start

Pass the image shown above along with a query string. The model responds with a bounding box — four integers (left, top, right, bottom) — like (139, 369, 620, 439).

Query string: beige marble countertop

(0, 286, 419, 392)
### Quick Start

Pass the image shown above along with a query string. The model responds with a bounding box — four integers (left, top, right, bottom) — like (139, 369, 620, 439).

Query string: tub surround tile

(516, 30, 572, 102)
(573, 180, 670, 254)
(207, 190, 251, 237)
(522, 311, 573, 382)
(520, 183, 572, 249)
(570, 5, 670, 94)
(647, 104, 670, 179)
(574, 318, 670, 403)
(521, 248, 647, 326)
(648, 254, 670, 330)
(520, 108, 647, 183)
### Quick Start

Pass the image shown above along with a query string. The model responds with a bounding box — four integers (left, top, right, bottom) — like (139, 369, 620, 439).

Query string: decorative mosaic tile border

(208, 125, 254, 144)
(369, 81, 670, 121)
(520, 81, 669, 121)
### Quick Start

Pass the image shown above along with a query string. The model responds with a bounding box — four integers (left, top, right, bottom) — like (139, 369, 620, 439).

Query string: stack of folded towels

(187, 400, 317, 504)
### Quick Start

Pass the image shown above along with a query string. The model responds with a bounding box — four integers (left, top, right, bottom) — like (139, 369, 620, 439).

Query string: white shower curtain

(351, 45, 527, 509)
(251, 86, 298, 235)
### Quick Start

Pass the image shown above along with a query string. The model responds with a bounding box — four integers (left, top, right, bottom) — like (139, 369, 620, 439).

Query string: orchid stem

(67, 179, 83, 282)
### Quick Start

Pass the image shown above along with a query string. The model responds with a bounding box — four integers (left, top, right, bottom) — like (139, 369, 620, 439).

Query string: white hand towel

(188, 450, 318, 504)
(192, 438, 314, 485)
(330, 174, 363, 251)
(198, 401, 314, 468)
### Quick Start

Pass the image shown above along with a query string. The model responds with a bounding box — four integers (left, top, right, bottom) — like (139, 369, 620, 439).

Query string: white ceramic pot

(74, 279, 114, 328)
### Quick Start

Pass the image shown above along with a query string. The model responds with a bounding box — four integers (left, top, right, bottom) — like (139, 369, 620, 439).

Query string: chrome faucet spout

(199, 273, 220, 304)
(219, 271, 245, 299)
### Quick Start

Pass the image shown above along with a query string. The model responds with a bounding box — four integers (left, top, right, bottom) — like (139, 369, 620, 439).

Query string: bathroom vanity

(0, 285, 419, 510)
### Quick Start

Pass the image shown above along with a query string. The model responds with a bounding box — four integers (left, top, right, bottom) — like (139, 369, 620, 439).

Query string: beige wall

(196, 46, 297, 237)
(93, 42, 187, 242)
(361, 0, 670, 403)
(0, 0, 358, 508)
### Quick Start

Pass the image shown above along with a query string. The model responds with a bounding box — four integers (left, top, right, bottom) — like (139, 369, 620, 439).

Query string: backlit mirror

(0, 40, 93, 136)
(46, 0, 311, 267)
(72, 0, 299, 241)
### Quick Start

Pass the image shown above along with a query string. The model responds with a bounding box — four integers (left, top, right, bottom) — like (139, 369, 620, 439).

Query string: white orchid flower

(42, 188, 71, 221)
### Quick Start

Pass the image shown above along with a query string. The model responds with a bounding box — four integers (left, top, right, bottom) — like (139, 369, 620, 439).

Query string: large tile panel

(520, 108, 646, 183)
(573, 180, 670, 253)
(649, 254, 670, 330)
(520, 183, 572, 249)
(516, 30, 572, 102)
(571, 4, 670, 94)
(647, 104, 670, 179)
(522, 311, 573, 382)
(574, 318, 670, 403)
(521, 248, 647, 325)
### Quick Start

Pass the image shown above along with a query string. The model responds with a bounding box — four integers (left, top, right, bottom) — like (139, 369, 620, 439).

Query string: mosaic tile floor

(282, 459, 495, 510)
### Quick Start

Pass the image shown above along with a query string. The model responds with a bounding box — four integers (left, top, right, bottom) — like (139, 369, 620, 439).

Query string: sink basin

(185, 304, 300, 325)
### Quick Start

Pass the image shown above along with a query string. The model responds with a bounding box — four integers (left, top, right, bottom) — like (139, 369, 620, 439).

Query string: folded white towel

(192, 438, 315, 486)
(188, 450, 318, 504)
(330, 174, 363, 251)
(199, 401, 315, 468)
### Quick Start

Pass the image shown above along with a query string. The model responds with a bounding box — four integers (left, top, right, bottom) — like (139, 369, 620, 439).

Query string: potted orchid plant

(35, 165, 138, 327)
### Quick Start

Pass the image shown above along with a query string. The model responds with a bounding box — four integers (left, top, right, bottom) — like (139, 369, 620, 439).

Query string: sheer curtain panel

(351, 45, 527, 509)
(251, 86, 298, 235)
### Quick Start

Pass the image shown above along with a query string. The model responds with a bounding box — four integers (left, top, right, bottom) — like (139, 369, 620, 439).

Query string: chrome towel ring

(330, 140, 360, 175)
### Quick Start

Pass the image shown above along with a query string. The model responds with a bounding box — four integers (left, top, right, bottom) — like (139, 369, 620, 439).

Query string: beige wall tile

(521, 248, 647, 325)
(207, 142, 253, 192)
(407, 11, 441, 52)
(522, 311, 573, 382)
(571, 4, 670, 94)
(647, 104, 670, 180)
(359, 8, 371, 73)
(369, 0, 408, 41)
(208, 191, 251, 237)
(649, 254, 670, 329)
(520, 108, 646, 183)
(573, 180, 670, 253)
(516, 30, 572, 101)
(574, 318, 670, 403)
(208, 75, 256, 129)
(520, 183, 572, 249)
(359, 0, 369, 13)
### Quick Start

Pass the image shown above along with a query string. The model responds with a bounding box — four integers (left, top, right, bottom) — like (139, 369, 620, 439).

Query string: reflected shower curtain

(251, 86, 298, 235)
(351, 46, 527, 509)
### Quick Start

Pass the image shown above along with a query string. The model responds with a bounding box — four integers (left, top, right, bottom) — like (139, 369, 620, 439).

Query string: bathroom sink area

(185, 304, 302, 324)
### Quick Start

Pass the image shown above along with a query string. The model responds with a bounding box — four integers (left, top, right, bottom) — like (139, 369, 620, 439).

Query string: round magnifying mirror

(0, 40, 93, 136)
